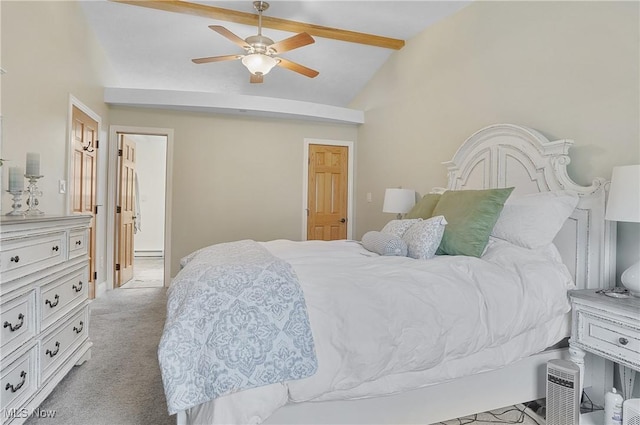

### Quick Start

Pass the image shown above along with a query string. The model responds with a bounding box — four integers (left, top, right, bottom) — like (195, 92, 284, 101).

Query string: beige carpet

(25, 287, 173, 425)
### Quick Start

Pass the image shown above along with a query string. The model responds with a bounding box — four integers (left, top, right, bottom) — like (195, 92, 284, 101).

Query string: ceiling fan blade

(250, 74, 264, 84)
(209, 25, 249, 50)
(192, 54, 242, 64)
(109, 0, 405, 50)
(276, 58, 319, 79)
(269, 33, 314, 54)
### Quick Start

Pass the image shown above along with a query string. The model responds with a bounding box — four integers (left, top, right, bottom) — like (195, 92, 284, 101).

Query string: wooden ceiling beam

(110, 0, 405, 50)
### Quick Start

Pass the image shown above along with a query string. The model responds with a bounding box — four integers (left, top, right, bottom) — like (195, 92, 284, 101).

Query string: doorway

(302, 139, 354, 240)
(67, 98, 101, 298)
(107, 126, 174, 290)
(118, 134, 167, 288)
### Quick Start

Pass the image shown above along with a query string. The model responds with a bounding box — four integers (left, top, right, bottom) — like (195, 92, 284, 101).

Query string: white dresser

(0, 215, 92, 424)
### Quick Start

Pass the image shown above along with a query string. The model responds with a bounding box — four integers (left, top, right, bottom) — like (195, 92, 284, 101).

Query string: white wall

(129, 134, 167, 256)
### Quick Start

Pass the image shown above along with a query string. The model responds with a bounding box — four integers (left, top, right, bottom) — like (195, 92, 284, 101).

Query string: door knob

(340, 218, 346, 223)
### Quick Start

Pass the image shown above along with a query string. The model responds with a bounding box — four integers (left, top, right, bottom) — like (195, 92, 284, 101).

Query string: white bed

(169, 124, 615, 425)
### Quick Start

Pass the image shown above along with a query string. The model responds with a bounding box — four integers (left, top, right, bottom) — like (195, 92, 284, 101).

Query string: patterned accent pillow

(361, 231, 408, 256)
(402, 215, 448, 259)
(381, 218, 422, 238)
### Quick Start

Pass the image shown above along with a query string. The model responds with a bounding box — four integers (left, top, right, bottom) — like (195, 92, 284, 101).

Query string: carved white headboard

(442, 124, 615, 290)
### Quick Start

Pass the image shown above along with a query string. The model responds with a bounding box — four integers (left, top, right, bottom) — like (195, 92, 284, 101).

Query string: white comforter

(187, 238, 574, 424)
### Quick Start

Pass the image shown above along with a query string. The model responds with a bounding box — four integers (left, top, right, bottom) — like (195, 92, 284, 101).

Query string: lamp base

(621, 260, 640, 297)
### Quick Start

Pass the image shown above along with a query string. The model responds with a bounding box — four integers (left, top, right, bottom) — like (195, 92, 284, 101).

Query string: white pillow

(402, 215, 447, 260)
(361, 231, 408, 256)
(381, 218, 422, 238)
(491, 191, 579, 249)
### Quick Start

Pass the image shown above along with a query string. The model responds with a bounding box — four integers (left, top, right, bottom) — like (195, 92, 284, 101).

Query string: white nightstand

(569, 289, 640, 403)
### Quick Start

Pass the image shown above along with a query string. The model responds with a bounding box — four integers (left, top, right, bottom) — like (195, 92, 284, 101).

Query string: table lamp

(383, 188, 415, 220)
(605, 165, 640, 296)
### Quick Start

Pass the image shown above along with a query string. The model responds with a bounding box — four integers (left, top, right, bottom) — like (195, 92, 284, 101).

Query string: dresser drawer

(0, 291, 35, 356)
(40, 307, 88, 382)
(0, 232, 65, 284)
(0, 345, 38, 419)
(68, 229, 88, 260)
(575, 308, 640, 370)
(40, 266, 88, 331)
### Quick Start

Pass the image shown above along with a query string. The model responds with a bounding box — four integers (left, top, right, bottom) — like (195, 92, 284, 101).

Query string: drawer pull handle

(75, 240, 82, 246)
(619, 337, 629, 346)
(73, 321, 84, 334)
(46, 341, 60, 358)
(45, 294, 60, 308)
(52, 245, 59, 252)
(3, 313, 24, 332)
(73, 281, 83, 293)
(10, 255, 20, 263)
(5, 371, 26, 393)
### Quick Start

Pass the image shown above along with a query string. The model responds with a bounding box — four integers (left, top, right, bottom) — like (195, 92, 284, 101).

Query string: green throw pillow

(405, 193, 441, 219)
(433, 187, 514, 257)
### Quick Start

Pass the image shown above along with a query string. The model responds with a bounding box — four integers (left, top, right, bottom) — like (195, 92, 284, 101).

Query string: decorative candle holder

(24, 174, 44, 216)
(5, 190, 24, 216)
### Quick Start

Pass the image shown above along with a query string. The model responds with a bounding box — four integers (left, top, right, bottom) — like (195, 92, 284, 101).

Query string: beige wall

(4, 0, 638, 284)
(1, 0, 115, 213)
(2, 1, 115, 290)
(1, 0, 357, 280)
(108, 107, 357, 275)
(351, 1, 639, 282)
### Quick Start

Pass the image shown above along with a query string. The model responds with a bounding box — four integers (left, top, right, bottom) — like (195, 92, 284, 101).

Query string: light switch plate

(58, 180, 66, 194)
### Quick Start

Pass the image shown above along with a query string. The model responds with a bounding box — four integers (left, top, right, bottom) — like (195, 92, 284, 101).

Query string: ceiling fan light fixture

(242, 53, 278, 76)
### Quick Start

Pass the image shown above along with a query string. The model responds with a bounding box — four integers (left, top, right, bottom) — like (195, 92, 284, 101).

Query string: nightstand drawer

(576, 309, 640, 370)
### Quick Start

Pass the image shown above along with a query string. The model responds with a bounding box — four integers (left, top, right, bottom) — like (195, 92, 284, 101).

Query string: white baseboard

(134, 250, 164, 258)
(95, 280, 108, 298)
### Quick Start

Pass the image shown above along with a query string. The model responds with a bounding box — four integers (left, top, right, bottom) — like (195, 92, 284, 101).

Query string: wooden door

(71, 106, 98, 299)
(117, 135, 136, 286)
(307, 144, 348, 240)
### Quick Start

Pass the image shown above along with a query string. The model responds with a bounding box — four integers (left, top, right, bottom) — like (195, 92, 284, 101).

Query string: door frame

(107, 125, 174, 289)
(302, 139, 355, 240)
(66, 95, 104, 296)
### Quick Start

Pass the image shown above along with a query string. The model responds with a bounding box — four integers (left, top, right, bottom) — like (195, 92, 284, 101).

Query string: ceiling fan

(192, 1, 318, 84)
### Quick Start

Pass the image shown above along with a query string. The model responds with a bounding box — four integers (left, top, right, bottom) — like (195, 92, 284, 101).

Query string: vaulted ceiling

(81, 1, 469, 108)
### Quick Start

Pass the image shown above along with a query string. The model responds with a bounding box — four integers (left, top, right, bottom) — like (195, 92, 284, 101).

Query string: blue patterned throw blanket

(158, 240, 318, 414)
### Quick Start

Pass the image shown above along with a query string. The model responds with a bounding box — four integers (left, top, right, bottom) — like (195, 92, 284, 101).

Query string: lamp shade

(242, 54, 278, 76)
(605, 165, 640, 223)
(383, 188, 415, 214)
